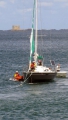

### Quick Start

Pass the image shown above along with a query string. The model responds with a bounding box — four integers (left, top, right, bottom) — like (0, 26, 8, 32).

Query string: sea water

(0, 30, 68, 120)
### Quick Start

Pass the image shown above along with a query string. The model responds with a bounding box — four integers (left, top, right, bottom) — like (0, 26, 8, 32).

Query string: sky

(0, 0, 68, 30)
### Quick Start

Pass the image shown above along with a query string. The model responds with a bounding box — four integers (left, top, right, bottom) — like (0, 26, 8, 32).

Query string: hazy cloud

(17, 8, 32, 14)
(54, 0, 68, 2)
(62, 3, 68, 7)
(54, 0, 68, 7)
(50, 10, 57, 14)
(9, 0, 15, 4)
(40, 2, 53, 7)
(0, 1, 6, 8)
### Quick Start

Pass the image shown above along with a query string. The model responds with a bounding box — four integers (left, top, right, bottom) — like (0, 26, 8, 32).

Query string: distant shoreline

(0, 29, 68, 31)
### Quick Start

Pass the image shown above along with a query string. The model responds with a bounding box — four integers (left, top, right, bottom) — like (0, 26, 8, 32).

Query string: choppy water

(0, 30, 68, 120)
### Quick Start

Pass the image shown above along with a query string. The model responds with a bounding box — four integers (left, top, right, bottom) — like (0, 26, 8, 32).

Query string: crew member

(30, 61, 36, 70)
(14, 71, 24, 81)
(38, 60, 42, 66)
(56, 64, 60, 72)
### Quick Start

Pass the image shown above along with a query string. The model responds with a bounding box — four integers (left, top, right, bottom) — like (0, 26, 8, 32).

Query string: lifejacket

(30, 62, 36, 69)
(14, 73, 24, 81)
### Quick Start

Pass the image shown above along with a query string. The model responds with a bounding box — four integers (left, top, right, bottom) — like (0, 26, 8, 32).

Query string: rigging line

(8, 80, 22, 89)
(20, 72, 33, 86)
(22, 0, 25, 29)
(50, 29, 52, 60)
(38, 0, 44, 57)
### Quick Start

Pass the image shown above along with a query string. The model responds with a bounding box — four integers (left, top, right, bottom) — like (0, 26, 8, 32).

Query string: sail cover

(30, 0, 35, 63)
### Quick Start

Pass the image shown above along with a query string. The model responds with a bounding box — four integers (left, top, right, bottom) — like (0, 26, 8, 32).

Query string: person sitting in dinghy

(14, 71, 24, 81)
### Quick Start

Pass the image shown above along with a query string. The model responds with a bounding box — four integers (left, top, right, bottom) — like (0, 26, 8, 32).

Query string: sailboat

(23, 0, 57, 83)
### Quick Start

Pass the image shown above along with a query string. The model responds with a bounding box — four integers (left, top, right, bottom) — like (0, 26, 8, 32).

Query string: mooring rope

(20, 72, 33, 86)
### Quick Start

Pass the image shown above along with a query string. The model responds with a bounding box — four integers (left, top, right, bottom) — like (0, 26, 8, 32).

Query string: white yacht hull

(23, 71, 56, 83)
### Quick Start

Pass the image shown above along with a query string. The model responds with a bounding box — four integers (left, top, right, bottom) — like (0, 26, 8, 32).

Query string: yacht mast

(35, 0, 38, 63)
